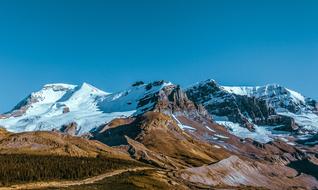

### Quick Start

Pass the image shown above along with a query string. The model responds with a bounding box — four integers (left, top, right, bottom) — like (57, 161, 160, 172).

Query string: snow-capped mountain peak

(0, 80, 176, 134)
(78, 82, 110, 96)
(32, 83, 75, 104)
(222, 84, 305, 103)
(0, 82, 113, 134)
(8, 83, 76, 114)
(13, 82, 108, 111)
(97, 80, 174, 114)
(221, 84, 307, 112)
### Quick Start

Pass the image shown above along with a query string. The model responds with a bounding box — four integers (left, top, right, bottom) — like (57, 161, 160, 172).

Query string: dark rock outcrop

(256, 115, 299, 131)
(154, 85, 211, 120)
(186, 80, 276, 130)
(306, 98, 318, 114)
(60, 122, 78, 136)
(62, 106, 70, 114)
(186, 80, 300, 131)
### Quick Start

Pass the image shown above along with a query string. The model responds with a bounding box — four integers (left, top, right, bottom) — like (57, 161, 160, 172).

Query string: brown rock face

(92, 112, 229, 168)
(154, 85, 211, 120)
(178, 155, 318, 190)
(125, 136, 185, 169)
(90, 110, 316, 189)
(0, 127, 10, 140)
(133, 82, 213, 132)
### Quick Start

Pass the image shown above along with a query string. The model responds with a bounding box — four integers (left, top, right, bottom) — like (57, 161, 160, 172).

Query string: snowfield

(215, 121, 273, 143)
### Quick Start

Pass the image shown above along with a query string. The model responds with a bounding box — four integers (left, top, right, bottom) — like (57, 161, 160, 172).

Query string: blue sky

(0, 0, 317, 112)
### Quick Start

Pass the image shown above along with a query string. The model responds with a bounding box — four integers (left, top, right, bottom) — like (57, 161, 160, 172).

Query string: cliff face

(153, 84, 211, 120)
(186, 80, 303, 132)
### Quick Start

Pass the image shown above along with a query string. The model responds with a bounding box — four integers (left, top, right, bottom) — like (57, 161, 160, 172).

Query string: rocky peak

(186, 80, 304, 132)
(221, 83, 312, 114)
(43, 83, 76, 91)
(185, 79, 222, 104)
(135, 82, 212, 121)
(122, 80, 212, 120)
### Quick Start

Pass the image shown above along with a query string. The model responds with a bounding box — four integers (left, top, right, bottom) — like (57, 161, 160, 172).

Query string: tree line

(0, 154, 144, 186)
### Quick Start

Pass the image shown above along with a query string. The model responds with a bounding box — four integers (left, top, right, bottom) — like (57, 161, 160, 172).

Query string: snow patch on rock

(215, 121, 273, 143)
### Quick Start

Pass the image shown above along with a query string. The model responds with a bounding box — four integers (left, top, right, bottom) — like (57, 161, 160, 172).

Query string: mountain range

(0, 79, 317, 190)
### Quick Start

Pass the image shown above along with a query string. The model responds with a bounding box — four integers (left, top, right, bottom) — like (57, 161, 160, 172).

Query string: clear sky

(0, 0, 317, 113)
